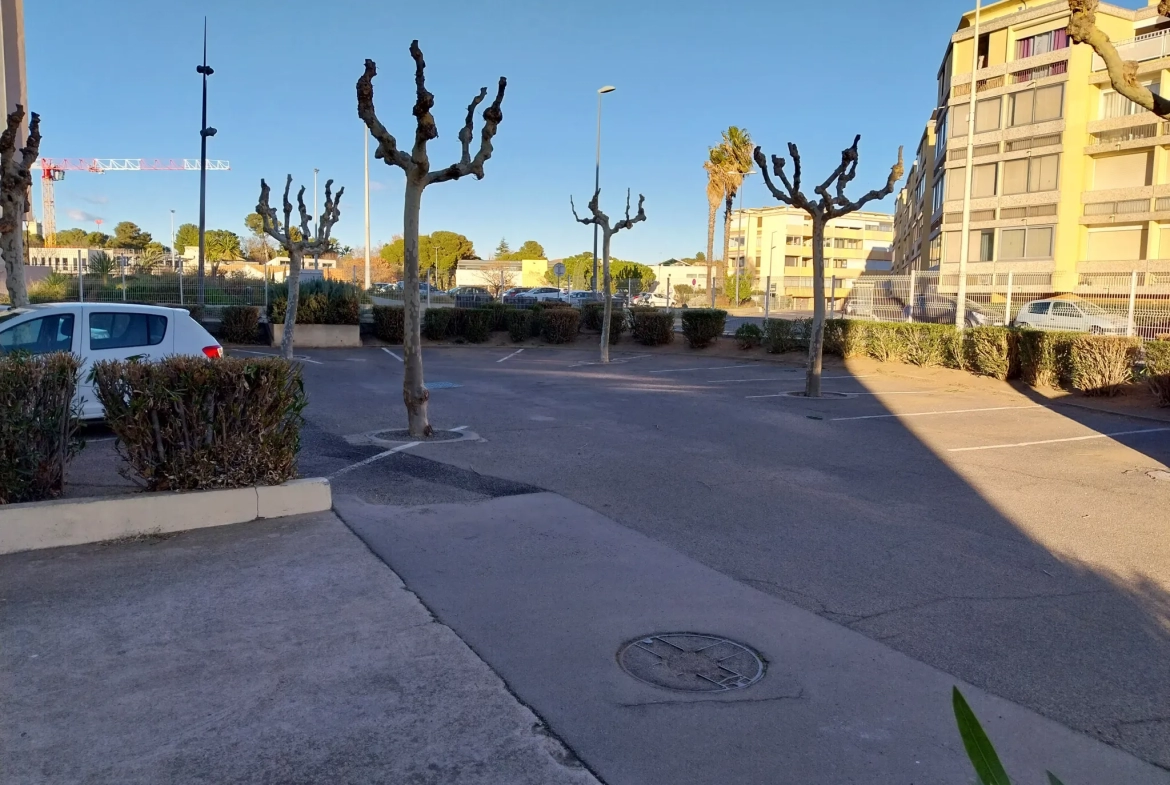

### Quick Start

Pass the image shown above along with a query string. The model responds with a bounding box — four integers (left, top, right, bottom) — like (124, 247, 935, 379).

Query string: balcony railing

(1084, 199, 1153, 216)
(952, 74, 1006, 99)
(1011, 60, 1068, 84)
(1091, 124, 1160, 145)
(1092, 28, 1170, 70)
(1004, 133, 1062, 152)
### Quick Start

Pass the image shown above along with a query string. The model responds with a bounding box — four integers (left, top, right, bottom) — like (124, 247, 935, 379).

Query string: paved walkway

(0, 512, 599, 785)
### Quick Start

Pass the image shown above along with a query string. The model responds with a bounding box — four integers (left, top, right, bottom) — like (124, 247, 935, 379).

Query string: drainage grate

(426, 381, 462, 390)
(618, 633, 765, 692)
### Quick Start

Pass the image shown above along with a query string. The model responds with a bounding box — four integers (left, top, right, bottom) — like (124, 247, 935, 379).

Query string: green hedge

(0, 352, 82, 504)
(629, 308, 674, 346)
(423, 308, 455, 340)
(373, 306, 405, 344)
(91, 356, 305, 491)
(824, 319, 870, 358)
(962, 326, 1018, 380)
(540, 308, 580, 344)
(506, 309, 532, 343)
(681, 309, 727, 348)
(1146, 340, 1170, 405)
(582, 302, 604, 332)
(220, 305, 261, 344)
(762, 318, 808, 354)
(461, 309, 494, 343)
(269, 279, 361, 325)
(735, 323, 762, 350)
(485, 301, 510, 332)
(605, 308, 627, 345)
(1068, 335, 1139, 396)
(1017, 330, 1076, 388)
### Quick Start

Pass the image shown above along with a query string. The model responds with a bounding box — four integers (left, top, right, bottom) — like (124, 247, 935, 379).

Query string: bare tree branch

(0, 105, 40, 233)
(1068, 0, 1170, 118)
(296, 186, 312, 244)
(357, 59, 412, 170)
(833, 145, 904, 217)
(427, 76, 507, 185)
(409, 40, 438, 169)
(612, 189, 647, 233)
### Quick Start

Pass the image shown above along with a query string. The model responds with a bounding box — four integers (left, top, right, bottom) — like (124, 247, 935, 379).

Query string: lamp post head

(598, 85, 616, 94)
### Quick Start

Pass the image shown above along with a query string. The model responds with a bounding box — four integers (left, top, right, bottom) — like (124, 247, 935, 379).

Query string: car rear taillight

(202, 345, 223, 358)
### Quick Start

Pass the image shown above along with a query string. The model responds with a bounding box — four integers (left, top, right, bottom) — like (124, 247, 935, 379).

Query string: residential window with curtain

(1014, 28, 1069, 59)
(1008, 84, 1063, 126)
(950, 98, 1001, 137)
(1101, 82, 1159, 119)
(1002, 154, 1060, 194)
(999, 226, 1054, 260)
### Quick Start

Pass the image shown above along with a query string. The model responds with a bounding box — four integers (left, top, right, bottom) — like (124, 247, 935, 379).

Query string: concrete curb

(0, 478, 331, 555)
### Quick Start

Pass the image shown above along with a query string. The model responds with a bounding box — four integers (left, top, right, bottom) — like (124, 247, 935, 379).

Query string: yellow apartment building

(894, 0, 1170, 290)
(729, 206, 894, 309)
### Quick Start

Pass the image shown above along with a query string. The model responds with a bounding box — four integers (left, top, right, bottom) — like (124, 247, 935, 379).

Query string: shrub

(582, 302, 604, 332)
(735, 323, 762, 350)
(540, 308, 580, 344)
(629, 308, 674, 346)
(219, 305, 260, 344)
(423, 307, 454, 340)
(762, 319, 798, 353)
(92, 356, 306, 491)
(268, 278, 361, 325)
(485, 301, 510, 331)
(506, 309, 532, 342)
(867, 323, 908, 364)
(461, 309, 494, 343)
(0, 352, 82, 504)
(1145, 340, 1170, 405)
(903, 324, 953, 367)
(824, 319, 870, 358)
(606, 307, 627, 344)
(959, 326, 1018, 380)
(372, 305, 405, 344)
(1018, 329, 1076, 388)
(1068, 335, 1139, 396)
(681, 309, 727, 348)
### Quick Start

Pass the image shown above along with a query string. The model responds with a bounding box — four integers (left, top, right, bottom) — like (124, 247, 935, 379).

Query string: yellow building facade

(729, 206, 894, 309)
(894, 0, 1170, 290)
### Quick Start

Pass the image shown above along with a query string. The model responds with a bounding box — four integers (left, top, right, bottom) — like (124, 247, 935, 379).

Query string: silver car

(1012, 297, 1132, 335)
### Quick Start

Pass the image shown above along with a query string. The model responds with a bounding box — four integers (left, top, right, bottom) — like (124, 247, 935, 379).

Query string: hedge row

(767, 318, 1159, 397)
(1143, 340, 1170, 406)
(0, 352, 82, 504)
(375, 303, 663, 346)
(269, 279, 361, 325)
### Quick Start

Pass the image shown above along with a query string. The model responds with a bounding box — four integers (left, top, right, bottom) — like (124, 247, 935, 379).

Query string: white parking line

(948, 427, 1170, 452)
(233, 349, 322, 365)
(382, 348, 403, 362)
(708, 374, 870, 383)
(497, 348, 525, 363)
(648, 364, 756, 374)
(331, 441, 419, 477)
(832, 405, 1042, 422)
(746, 390, 935, 400)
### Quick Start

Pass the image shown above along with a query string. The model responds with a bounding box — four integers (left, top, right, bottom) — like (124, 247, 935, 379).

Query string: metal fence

(27, 270, 272, 308)
(824, 271, 1170, 341)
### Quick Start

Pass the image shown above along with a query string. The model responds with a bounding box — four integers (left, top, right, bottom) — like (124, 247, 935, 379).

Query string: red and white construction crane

(35, 158, 231, 246)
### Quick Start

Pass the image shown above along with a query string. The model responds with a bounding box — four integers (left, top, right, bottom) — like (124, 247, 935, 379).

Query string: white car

(0, 303, 222, 420)
(517, 286, 565, 303)
(1011, 297, 1132, 335)
(561, 290, 600, 306)
(632, 292, 670, 307)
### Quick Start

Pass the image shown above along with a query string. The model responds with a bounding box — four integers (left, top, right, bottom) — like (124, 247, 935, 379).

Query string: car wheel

(1090, 325, 1103, 335)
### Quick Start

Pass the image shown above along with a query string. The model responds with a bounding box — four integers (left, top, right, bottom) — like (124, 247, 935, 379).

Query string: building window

(1101, 83, 1159, 119)
(932, 176, 946, 213)
(1015, 28, 1069, 59)
(972, 162, 997, 197)
(954, 97, 1002, 136)
(1008, 84, 1063, 126)
(831, 238, 862, 249)
(1002, 154, 1059, 194)
(756, 216, 763, 228)
(999, 226, 1054, 260)
(877, 222, 893, 232)
(977, 230, 995, 262)
(784, 256, 801, 267)
(929, 235, 941, 266)
(785, 235, 803, 246)
(833, 258, 848, 269)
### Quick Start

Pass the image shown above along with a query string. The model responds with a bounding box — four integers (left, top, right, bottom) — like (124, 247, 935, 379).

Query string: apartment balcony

(950, 49, 1069, 102)
(1092, 28, 1170, 71)
(1080, 192, 1170, 225)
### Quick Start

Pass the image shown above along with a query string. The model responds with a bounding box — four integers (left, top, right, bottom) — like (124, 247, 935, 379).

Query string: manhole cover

(779, 391, 855, 400)
(373, 429, 465, 442)
(618, 633, 765, 692)
(426, 381, 462, 390)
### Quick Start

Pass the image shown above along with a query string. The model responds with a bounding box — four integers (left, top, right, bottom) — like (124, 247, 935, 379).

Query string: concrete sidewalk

(0, 512, 599, 785)
(336, 491, 1170, 785)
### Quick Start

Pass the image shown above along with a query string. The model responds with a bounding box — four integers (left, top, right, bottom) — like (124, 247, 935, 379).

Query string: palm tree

(136, 246, 164, 274)
(87, 250, 117, 285)
(716, 127, 754, 291)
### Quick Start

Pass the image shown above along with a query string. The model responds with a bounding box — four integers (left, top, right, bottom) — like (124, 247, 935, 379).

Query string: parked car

(0, 303, 222, 420)
(631, 292, 670, 307)
(372, 282, 395, 294)
(840, 283, 907, 321)
(501, 287, 531, 304)
(1011, 296, 1132, 334)
(903, 294, 996, 327)
(514, 286, 565, 304)
(448, 286, 494, 307)
(562, 290, 600, 306)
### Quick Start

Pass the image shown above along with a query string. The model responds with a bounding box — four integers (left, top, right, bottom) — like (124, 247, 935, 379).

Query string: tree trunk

(280, 247, 303, 360)
(401, 179, 432, 437)
(705, 200, 717, 299)
(0, 194, 28, 307)
(599, 230, 613, 363)
(806, 218, 826, 398)
(721, 193, 734, 299)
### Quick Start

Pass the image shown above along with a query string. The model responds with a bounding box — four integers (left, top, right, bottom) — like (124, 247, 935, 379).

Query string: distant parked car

(1011, 296, 1132, 335)
(0, 303, 221, 421)
(632, 292, 670, 307)
(562, 290, 600, 306)
(448, 286, 494, 307)
(903, 294, 996, 327)
(515, 286, 564, 304)
(501, 287, 531, 304)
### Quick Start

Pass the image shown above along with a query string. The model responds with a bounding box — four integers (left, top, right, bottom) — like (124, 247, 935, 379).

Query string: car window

(1027, 302, 1050, 315)
(89, 312, 167, 350)
(0, 313, 74, 355)
(1051, 302, 1080, 318)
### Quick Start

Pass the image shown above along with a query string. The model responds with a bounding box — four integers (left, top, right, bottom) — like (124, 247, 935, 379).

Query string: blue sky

(26, 0, 1125, 262)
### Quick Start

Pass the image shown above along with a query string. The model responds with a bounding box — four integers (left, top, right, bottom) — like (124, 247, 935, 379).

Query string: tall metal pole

(592, 86, 616, 293)
(766, 230, 777, 318)
(195, 18, 216, 307)
(313, 168, 320, 269)
(955, 0, 981, 328)
(364, 127, 371, 290)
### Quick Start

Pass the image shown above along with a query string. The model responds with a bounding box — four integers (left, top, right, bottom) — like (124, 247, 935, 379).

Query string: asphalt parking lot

(237, 340, 1170, 770)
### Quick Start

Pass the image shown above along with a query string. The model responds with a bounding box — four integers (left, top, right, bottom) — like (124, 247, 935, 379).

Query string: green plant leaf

(1046, 773, 1066, 785)
(953, 687, 1011, 785)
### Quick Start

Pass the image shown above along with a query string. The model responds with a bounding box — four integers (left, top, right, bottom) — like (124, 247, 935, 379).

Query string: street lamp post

(195, 18, 217, 307)
(955, 0, 981, 328)
(171, 209, 182, 305)
(313, 167, 320, 269)
(766, 230, 777, 318)
(592, 85, 615, 293)
(363, 127, 371, 290)
(733, 173, 754, 309)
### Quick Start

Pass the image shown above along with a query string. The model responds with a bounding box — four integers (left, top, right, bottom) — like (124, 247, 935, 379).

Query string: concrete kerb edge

(0, 478, 332, 555)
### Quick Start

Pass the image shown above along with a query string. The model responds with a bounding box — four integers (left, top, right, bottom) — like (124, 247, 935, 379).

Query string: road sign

(553, 262, 566, 277)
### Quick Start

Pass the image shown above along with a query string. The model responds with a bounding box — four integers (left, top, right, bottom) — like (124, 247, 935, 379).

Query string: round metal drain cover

(373, 429, 465, 442)
(618, 633, 765, 692)
(780, 390, 855, 400)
